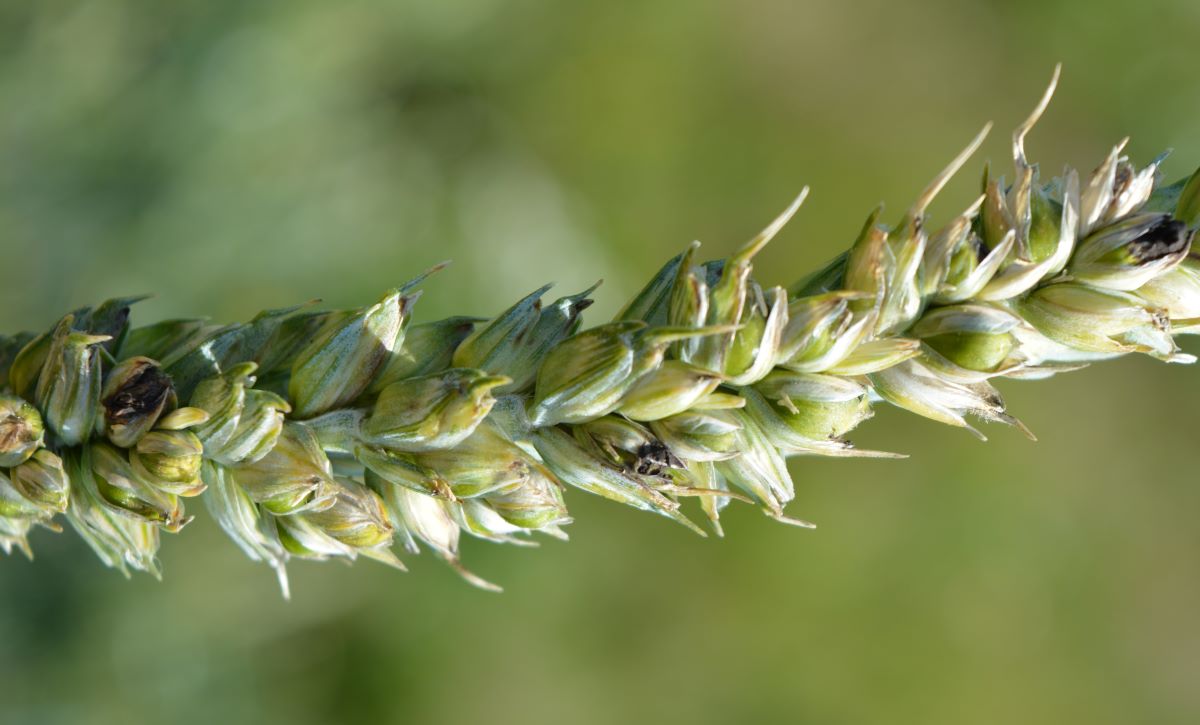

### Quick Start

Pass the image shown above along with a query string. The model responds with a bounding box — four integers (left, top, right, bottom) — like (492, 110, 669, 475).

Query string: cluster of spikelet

(1, 69, 1197, 595)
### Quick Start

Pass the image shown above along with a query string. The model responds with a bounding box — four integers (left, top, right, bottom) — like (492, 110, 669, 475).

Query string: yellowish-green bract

(0, 68, 1198, 597)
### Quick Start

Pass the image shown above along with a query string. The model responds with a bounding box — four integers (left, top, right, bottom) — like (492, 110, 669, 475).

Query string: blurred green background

(2, 1, 1200, 723)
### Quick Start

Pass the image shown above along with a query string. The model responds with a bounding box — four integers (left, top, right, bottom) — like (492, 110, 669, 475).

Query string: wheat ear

(1, 68, 1198, 596)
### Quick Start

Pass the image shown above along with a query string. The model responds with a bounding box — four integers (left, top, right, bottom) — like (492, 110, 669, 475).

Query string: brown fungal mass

(103, 364, 173, 425)
(634, 441, 684, 478)
(1128, 217, 1192, 262)
(0, 414, 34, 448)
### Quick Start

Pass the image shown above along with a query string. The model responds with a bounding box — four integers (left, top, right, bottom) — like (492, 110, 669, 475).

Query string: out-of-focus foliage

(1, 1, 1199, 724)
